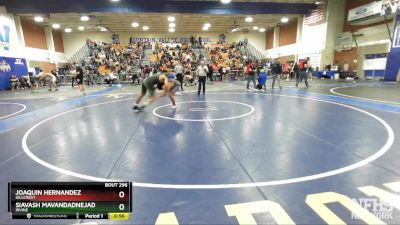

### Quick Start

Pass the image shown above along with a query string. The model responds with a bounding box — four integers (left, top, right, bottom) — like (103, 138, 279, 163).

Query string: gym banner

(0, 13, 23, 58)
(384, 14, 400, 81)
(348, 1, 382, 22)
(0, 57, 28, 90)
(364, 53, 387, 71)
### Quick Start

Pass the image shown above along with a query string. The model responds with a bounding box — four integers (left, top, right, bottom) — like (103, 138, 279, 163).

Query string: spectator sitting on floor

(184, 74, 196, 86)
(105, 70, 119, 85)
(10, 75, 19, 91)
(19, 75, 30, 89)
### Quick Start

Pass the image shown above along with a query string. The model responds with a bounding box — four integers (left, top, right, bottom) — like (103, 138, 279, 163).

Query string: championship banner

(348, 1, 382, 22)
(0, 56, 28, 90)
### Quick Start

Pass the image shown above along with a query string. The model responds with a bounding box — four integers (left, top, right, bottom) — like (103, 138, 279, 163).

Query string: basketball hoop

(336, 36, 352, 51)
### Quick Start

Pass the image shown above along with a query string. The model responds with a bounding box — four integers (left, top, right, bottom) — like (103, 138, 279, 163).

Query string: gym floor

(0, 79, 400, 224)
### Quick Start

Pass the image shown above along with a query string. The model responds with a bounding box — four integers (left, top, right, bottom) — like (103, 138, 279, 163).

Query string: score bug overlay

(8, 182, 132, 220)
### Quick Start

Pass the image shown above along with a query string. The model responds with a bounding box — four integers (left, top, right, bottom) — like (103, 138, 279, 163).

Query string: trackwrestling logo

(0, 60, 11, 72)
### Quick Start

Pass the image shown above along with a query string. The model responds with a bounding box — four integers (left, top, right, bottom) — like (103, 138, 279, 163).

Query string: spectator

(246, 61, 257, 91)
(207, 64, 214, 82)
(343, 60, 349, 74)
(46, 72, 58, 92)
(174, 62, 184, 91)
(293, 63, 300, 83)
(19, 75, 29, 89)
(29, 72, 39, 93)
(10, 75, 19, 91)
(296, 57, 310, 87)
(76, 67, 87, 95)
(271, 59, 282, 89)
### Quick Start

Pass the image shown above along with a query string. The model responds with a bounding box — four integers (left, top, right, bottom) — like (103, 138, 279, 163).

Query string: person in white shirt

(106, 71, 118, 85)
(174, 62, 184, 91)
(185, 54, 192, 62)
(196, 61, 209, 95)
(343, 61, 349, 72)
(36, 70, 44, 87)
(43, 72, 58, 92)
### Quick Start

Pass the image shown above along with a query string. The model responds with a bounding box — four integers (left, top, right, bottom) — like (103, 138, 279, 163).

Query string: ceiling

(19, 13, 300, 33)
(169, 0, 317, 2)
(8, 0, 319, 33)
(1, 0, 318, 14)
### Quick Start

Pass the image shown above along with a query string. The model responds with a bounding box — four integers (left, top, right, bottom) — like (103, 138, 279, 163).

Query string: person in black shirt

(293, 63, 300, 83)
(76, 67, 86, 95)
(271, 60, 282, 89)
(207, 64, 213, 82)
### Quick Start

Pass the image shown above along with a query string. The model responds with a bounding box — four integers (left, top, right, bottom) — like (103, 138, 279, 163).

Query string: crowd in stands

(128, 36, 211, 45)
(85, 39, 145, 82)
(147, 41, 255, 84)
(6, 36, 319, 93)
(205, 42, 250, 81)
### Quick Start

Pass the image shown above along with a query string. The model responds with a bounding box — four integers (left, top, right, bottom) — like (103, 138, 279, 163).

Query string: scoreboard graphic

(8, 182, 132, 220)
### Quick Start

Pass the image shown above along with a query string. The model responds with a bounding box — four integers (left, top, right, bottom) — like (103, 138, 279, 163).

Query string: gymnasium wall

(333, 48, 358, 71)
(21, 19, 48, 50)
(335, 24, 391, 73)
(334, 0, 394, 77)
(29, 61, 57, 73)
(52, 30, 65, 53)
(266, 28, 274, 50)
(279, 19, 297, 47)
(14, 17, 67, 64)
(321, 0, 346, 70)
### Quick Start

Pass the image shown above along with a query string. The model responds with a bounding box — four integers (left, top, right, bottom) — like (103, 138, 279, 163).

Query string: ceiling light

(259, 28, 266, 32)
(78, 26, 85, 31)
(168, 16, 175, 22)
(204, 23, 211, 28)
(245, 17, 253, 23)
(34, 16, 44, 22)
(65, 28, 72, 33)
(143, 26, 149, 31)
(169, 23, 176, 28)
(221, 0, 231, 4)
(111, 0, 120, 2)
(253, 26, 259, 30)
(281, 17, 289, 23)
(169, 28, 175, 33)
(202, 26, 209, 31)
(131, 22, 139, 27)
(80, 16, 89, 21)
(52, 24, 60, 29)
